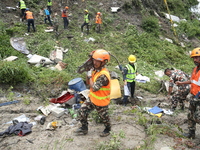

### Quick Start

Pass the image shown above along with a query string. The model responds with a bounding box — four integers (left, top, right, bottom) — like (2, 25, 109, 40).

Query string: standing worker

(95, 12, 102, 33)
(122, 55, 137, 106)
(24, 8, 36, 32)
(176, 47, 200, 139)
(18, 0, 26, 21)
(81, 9, 90, 35)
(53, 13, 59, 32)
(47, 0, 52, 14)
(164, 68, 190, 111)
(42, 8, 53, 26)
(62, 6, 69, 29)
(75, 49, 112, 137)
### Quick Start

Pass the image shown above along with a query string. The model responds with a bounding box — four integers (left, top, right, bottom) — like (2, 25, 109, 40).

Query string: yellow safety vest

(20, 0, 26, 9)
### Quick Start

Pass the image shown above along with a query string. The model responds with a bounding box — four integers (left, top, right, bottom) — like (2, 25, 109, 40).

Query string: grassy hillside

(0, 0, 199, 99)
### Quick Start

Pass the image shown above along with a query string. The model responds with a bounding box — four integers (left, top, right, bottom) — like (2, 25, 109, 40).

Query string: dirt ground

(1, 87, 200, 150)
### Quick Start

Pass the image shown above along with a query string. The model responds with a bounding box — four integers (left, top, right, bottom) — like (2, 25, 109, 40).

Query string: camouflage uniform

(187, 95, 200, 131)
(77, 74, 111, 129)
(169, 70, 190, 109)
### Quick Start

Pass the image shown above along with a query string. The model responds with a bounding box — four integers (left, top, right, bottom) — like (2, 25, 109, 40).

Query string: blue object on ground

(0, 100, 20, 107)
(148, 106, 163, 114)
(68, 78, 87, 92)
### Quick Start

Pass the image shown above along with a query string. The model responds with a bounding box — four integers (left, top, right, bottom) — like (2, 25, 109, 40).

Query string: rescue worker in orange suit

(18, 0, 26, 21)
(176, 47, 200, 139)
(24, 8, 36, 32)
(81, 9, 90, 34)
(123, 55, 137, 106)
(95, 12, 102, 33)
(62, 6, 69, 29)
(75, 49, 111, 137)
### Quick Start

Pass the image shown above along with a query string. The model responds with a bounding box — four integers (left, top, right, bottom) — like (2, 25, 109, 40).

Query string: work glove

(87, 68, 93, 77)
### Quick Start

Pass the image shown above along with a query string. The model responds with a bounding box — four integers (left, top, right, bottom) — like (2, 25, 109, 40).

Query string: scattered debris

(84, 37, 95, 42)
(10, 37, 30, 54)
(27, 54, 54, 65)
(44, 27, 54, 32)
(50, 91, 75, 104)
(0, 100, 20, 107)
(54, 61, 67, 71)
(136, 74, 150, 83)
(155, 70, 164, 78)
(49, 49, 63, 63)
(110, 7, 120, 12)
(3, 56, 18, 61)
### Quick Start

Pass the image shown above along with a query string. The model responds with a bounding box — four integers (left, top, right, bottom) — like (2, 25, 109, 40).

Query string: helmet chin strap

(94, 61, 105, 70)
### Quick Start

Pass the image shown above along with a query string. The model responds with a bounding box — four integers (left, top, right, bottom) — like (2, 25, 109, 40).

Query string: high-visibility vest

(95, 14, 102, 24)
(190, 66, 200, 96)
(20, 0, 26, 9)
(89, 68, 111, 106)
(26, 11, 34, 19)
(62, 10, 67, 17)
(47, 0, 52, 6)
(125, 64, 137, 82)
(84, 14, 89, 23)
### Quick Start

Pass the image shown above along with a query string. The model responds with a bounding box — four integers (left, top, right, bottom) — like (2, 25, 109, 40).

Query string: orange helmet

(97, 12, 101, 15)
(92, 49, 110, 62)
(65, 6, 69, 9)
(191, 47, 200, 58)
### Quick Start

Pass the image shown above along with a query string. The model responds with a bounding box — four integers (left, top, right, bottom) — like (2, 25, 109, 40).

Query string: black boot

(74, 125, 88, 135)
(100, 126, 111, 137)
(182, 130, 195, 139)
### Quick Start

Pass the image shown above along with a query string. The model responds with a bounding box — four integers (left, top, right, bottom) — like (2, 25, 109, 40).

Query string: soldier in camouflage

(176, 47, 200, 139)
(164, 68, 190, 110)
(75, 49, 111, 137)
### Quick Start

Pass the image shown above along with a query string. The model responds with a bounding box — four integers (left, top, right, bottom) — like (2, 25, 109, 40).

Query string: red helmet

(97, 12, 101, 15)
(92, 49, 110, 62)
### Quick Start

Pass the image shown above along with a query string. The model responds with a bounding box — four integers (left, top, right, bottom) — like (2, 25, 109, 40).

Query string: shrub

(0, 61, 35, 85)
(176, 19, 200, 39)
(141, 16, 160, 36)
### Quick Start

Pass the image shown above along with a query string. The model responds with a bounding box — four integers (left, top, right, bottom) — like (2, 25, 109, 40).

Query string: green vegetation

(0, 0, 198, 97)
(96, 130, 125, 150)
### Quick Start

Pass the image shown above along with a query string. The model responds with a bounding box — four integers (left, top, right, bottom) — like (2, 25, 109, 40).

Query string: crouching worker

(164, 68, 190, 111)
(24, 8, 36, 32)
(75, 49, 111, 137)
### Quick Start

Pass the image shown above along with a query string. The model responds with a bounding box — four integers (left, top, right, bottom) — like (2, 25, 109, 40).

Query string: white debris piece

(165, 13, 180, 22)
(45, 29, 54, 32)
(28, 54, 53, 65)
(155, 70, 164, 78)
(165, 38, 173, 43)
(111, 7, 120, 12)
(50, 49, 63, 63)
(136, 74, 150, 83)
(3, 56, 18, 61)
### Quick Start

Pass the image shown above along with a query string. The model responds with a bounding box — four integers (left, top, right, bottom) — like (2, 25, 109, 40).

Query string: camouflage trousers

(77, 98, 111, 128)
(171, 88, 189, 109)
(188, 96, 200, 131)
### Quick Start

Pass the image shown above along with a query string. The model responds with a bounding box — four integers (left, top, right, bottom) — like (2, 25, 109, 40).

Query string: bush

(176, 19, 200, 39)
(0, 61, 35, 85)
(141, 16, 160, 36)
